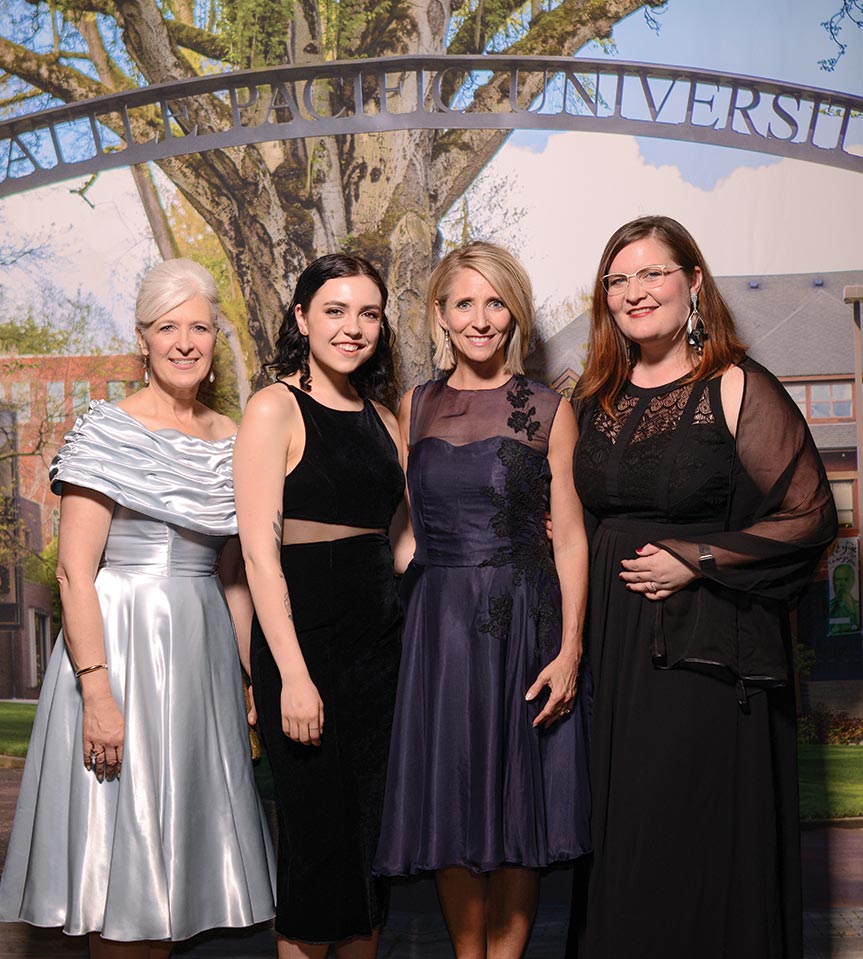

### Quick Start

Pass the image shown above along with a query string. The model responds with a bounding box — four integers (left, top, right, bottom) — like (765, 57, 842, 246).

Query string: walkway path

(1, 766, 861, 957)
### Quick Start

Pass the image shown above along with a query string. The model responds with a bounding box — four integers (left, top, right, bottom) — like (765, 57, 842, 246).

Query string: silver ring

(646, 581, 658, 593)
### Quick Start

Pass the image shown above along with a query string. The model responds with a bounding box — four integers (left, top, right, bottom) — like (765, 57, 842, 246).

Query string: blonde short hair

(428, 242, 535, 375)
(135, 258, 220, 334)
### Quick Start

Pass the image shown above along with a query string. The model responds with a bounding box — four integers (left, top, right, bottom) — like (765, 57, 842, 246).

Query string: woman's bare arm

(55, 486, 122, 779)
(526, 400, 589, 727)
(233, 386, 324, 747)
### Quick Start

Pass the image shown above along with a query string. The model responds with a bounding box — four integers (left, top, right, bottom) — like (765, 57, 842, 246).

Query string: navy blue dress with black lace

(374, 375, 591, 875)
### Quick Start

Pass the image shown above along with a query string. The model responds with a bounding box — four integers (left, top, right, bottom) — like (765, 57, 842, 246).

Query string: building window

(784, 379, 853, 422)
(831, 479, 855, 529)
(12, 382, 30, 423)
(46, 381, 65, 422)
(72, 380, 90, 415)
(107, 381, 127, 403)
(29, 609, 51, 687)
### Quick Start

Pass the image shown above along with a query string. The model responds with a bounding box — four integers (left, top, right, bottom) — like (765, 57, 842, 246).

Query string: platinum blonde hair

(135, 258, 220, 334)
(428, 242, 535, 375)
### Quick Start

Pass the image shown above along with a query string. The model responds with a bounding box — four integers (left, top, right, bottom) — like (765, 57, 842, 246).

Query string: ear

(690, 266, 703, 297)
(295, 304, 308, 336)
(434, 300, 446, 330)
(135, 329, 148, 355)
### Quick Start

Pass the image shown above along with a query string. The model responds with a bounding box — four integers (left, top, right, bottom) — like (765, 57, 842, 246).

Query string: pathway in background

(1, 765, 861, 958)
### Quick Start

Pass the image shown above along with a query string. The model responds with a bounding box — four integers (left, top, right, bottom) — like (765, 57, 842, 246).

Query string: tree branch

(448, 0, 525, 55)
(112, 0, 200, 82)
(50, 0, 232, 62)
(0, 88, 44, 108)
(429, 0, 655, 217)
(0, 36, 107, 103)
(167, 19, 230, 62)
(73, 12, 132, 91)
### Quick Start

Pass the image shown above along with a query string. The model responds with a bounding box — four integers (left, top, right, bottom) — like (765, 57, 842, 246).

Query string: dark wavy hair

(267, 253, 397, 410)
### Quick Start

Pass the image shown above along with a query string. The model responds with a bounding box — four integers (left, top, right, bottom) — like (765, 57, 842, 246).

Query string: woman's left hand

(525, 651, 580, 728)
(619, 543, 698, 600)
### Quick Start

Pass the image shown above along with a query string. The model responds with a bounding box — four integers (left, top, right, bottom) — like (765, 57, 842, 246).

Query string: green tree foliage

(0, 0, 663, 387)
(24, 537, 61, 627)
(219, 0, 297, 67)
(0, 284, 128, 355)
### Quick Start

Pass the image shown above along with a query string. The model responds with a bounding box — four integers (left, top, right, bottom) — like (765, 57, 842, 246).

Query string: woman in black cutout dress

(233, 255, 409, 959)
(566, 216, 837, 959)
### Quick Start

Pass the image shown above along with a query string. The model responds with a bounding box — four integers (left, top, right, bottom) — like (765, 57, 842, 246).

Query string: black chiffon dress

(569, 358, 837, 959)
(250, 385, 404, 943)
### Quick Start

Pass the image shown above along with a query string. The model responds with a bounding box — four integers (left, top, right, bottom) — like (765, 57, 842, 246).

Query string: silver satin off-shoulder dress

(0, 401, 275, 942)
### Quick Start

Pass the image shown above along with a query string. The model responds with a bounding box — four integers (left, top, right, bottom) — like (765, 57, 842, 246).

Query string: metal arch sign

(0, 54, 860, 196)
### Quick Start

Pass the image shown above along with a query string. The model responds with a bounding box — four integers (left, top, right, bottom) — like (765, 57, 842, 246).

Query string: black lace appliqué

(478, 438, 558, 656)
(506, 376, 541, 441)
(478, 594, 513, 643)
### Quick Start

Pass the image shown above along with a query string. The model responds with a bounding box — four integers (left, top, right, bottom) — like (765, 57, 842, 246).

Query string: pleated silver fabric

(0, 402, 276, 942)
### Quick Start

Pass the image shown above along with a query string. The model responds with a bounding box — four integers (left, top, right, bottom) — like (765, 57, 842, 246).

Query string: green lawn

(798, 744, 863, 820)
(1, 703, 860, 818)
(0, 702, 37, 757)
(0, 700, 277, 796)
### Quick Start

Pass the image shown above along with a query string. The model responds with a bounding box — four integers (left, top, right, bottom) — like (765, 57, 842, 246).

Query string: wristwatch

(698, 543, 716, 572)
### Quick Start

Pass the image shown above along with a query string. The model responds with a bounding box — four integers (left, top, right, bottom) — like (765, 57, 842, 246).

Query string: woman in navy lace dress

(568, 216, 837, 959)
(375, 242, 591, 958)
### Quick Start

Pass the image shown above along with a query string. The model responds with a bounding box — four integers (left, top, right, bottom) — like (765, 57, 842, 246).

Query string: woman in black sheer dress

(568, 216, 836, 959)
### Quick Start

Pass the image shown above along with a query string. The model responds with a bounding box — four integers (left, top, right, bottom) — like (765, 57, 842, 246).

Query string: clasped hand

(619, 543, 698, 600)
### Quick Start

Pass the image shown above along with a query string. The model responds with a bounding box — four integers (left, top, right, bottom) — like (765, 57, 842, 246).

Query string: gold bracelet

(75, 662, 108, 678)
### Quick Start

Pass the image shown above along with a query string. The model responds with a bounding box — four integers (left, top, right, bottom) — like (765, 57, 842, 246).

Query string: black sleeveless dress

(570, 374, 806, 959)
(250, 385, 404, 943)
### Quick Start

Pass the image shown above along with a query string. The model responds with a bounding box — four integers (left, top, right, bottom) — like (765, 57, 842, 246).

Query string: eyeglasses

(601, 264, 683, 295)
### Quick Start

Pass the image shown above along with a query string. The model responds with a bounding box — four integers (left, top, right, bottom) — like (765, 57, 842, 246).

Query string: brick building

(0, 352, 142, 698)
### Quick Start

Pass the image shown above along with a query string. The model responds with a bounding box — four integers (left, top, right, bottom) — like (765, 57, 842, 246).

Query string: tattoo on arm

(271, 513, 293, 621)
(272, 510, 283, 555)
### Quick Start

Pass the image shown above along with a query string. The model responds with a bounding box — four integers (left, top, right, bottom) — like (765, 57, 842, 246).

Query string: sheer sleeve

(659, 357, 837, 602)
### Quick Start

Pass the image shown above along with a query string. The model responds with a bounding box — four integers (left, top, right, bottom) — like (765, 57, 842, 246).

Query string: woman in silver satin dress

(0, 259, 275, 958)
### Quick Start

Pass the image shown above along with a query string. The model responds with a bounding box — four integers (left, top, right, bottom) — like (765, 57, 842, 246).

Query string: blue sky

(1, 0, 860, 338)
(510, 0, 863, 189)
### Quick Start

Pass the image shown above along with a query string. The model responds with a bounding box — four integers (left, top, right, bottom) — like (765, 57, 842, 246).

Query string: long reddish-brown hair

(575, 215, 747, 418)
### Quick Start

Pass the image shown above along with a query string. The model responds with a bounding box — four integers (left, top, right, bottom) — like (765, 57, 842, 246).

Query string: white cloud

(1, 132, 861, 343)
(1, 168, 159, 337)
(480, 132, 863, 319)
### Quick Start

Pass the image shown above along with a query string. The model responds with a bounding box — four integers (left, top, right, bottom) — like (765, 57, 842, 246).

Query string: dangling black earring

(686, 292, 708, 357)
(298, 329, 312, 392)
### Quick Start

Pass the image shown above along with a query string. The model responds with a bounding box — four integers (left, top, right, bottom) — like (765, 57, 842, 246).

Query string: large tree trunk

(0, 0, 657, 392)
